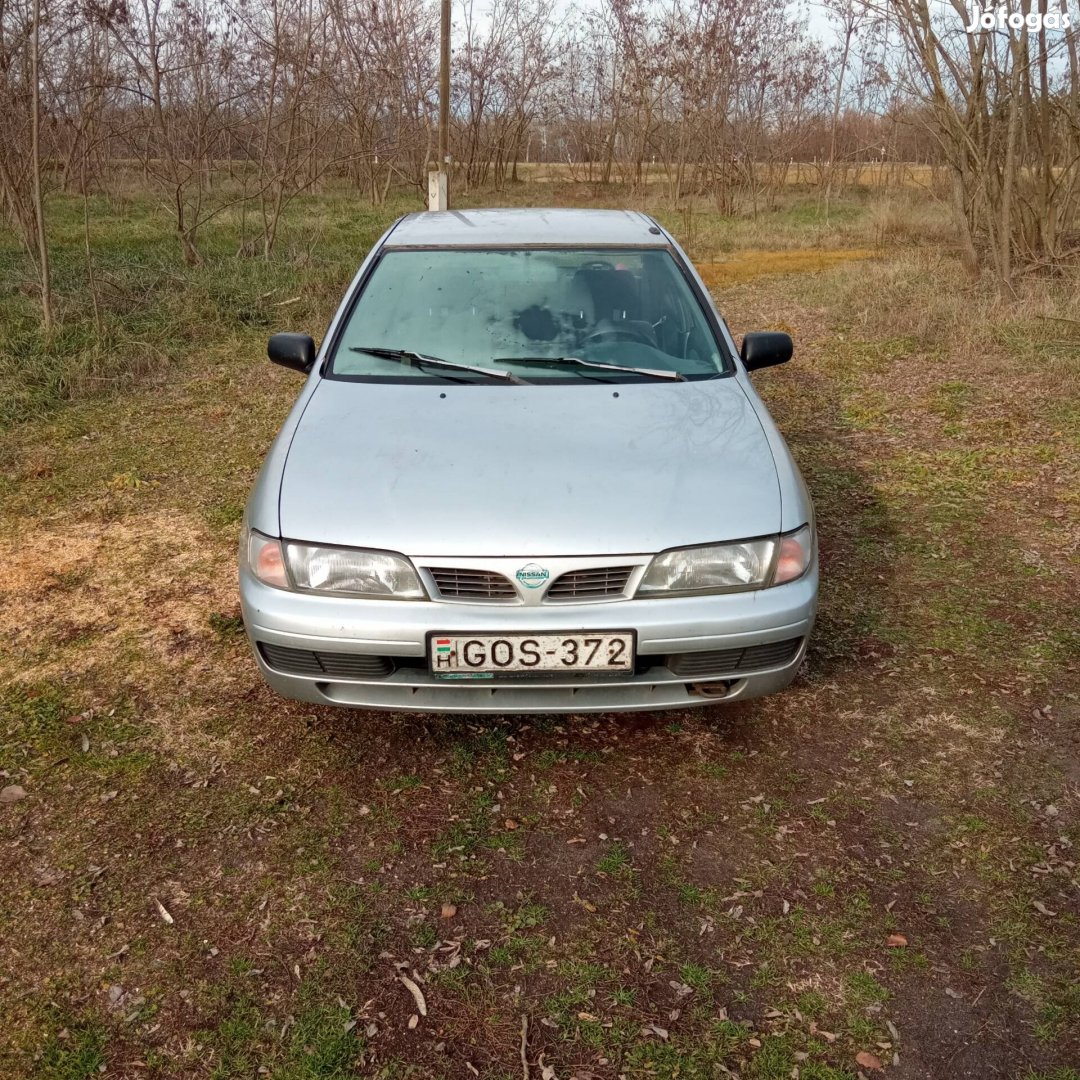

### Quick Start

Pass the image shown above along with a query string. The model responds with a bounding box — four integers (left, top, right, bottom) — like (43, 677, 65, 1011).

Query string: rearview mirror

(740, 331, 793, 372)
(268, 332, 316, 374)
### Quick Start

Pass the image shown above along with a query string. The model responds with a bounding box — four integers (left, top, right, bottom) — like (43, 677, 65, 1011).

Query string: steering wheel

(583, 325, 656, 346)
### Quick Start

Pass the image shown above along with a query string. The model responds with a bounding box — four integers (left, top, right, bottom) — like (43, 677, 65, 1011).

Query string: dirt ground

(1, 196, 1078, 1080)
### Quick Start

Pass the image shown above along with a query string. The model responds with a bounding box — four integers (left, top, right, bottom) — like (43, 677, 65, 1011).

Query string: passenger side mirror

(268, 332, 316, 374)
(740, 331, 793, 372)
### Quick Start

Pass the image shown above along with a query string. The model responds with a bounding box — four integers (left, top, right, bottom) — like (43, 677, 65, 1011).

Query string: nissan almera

(239, 208, 817, 713)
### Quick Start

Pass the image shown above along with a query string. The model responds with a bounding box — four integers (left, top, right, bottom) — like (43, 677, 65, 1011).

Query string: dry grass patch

(698, 248, 878, 288)
(0, 509, 235, 695)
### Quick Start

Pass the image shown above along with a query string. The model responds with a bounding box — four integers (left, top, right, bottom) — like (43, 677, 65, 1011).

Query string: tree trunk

(30, 0, 53, 334)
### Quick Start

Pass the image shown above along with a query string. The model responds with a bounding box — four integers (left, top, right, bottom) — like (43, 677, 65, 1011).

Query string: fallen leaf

(154, 899, 174, 925)
(855, 1051, 883, 1071)
(886, 934, 908, 947)
(504, 818, 518, 830)
(1032, 900, 1057, 917)
(0, 785, 26, 804)
(398, 974, 427, 1016)
(440, 903, 457, 919)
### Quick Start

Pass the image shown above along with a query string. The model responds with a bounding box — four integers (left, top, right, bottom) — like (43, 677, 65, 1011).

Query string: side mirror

(268, 332, 316, 374)
(740, 331, 793, 372)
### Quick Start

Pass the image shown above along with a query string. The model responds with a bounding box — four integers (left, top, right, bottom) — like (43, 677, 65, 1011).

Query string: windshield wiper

(493, 355, 686, 382)
(349, 346, 528, 384)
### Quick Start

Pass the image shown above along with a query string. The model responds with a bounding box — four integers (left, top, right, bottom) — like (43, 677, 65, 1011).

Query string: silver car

(239, 209, 816, 714)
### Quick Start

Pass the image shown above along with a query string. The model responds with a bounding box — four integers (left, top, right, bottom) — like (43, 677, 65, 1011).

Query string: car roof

(384, 208, 668, 248)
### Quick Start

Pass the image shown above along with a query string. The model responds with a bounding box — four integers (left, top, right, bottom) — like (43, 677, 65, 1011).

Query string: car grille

(258, 643, 393, 679)
(667, 637, 802, 678)
(546, 565, 635, 599)
(427, 567, 517, 601)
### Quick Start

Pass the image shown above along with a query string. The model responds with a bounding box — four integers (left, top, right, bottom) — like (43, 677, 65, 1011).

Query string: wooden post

(428, 168, 448, 212)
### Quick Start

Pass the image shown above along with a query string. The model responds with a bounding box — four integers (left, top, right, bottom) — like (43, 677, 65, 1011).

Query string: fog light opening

(687, 679, 735, 700)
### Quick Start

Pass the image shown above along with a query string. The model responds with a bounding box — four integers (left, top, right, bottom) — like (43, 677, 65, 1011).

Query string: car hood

(278, 378, 781, 557)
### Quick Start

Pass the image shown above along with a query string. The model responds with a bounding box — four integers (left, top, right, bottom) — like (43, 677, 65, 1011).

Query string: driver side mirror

(268, 332, 316, 374)
(741, 331, 793, 372)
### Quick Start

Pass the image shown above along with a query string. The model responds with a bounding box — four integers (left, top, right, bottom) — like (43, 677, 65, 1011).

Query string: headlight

(285, 541, 424, 598)
(637, 537, 777, 595)
(636, 525, 813, 596)
(243, 529, 424, 598)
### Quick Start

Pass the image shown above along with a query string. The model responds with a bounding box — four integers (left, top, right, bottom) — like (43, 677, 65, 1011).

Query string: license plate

(429, 632, 635, 677)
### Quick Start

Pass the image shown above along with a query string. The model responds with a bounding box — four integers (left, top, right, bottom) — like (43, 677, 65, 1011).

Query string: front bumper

(239, 565, 817, 714)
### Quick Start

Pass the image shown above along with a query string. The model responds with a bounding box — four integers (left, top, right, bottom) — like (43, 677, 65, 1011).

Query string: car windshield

(327, 248, 727, 382)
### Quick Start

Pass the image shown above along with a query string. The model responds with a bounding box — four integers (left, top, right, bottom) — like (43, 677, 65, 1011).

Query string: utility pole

(429, 0, 450, 211)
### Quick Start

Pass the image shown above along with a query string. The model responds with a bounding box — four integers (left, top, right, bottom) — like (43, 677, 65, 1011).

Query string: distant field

(511, 162, 943, 189)
(1, 183, 1078, 1080)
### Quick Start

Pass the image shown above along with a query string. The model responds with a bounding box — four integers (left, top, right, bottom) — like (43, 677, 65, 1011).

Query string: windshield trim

(381, 242, 670, 251)
(322, 244, 734, 383)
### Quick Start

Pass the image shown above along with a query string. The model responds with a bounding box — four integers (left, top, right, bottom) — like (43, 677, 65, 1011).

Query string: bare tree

(0, 0, 61, 328)
(96, 0, 245, 264)
(327, 0, 437, 201)
(29, 0, 50, 327)
(869, 0, 1080, 286)
(822, 0, 870, 213)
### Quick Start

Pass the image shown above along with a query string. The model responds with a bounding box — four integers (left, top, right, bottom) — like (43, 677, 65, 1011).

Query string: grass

(0, 181, 1078, 1079)
(36, 1020, 108, 1080)
(0, 190, 414, 427)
